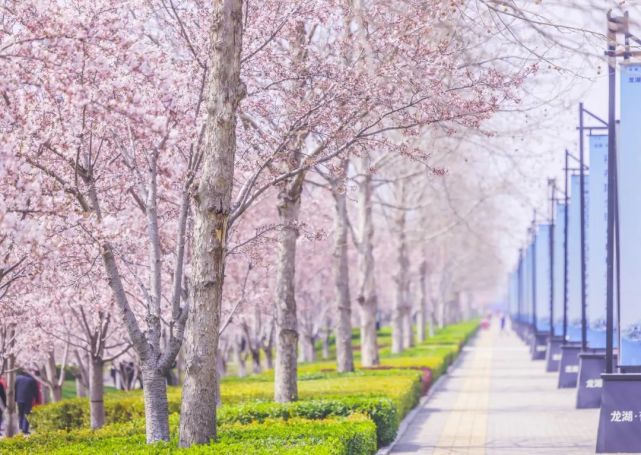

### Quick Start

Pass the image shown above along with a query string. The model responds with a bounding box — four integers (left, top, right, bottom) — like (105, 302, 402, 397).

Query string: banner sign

(535, 224, 551, 332)
(596, 375, 641, 452)
(618, 63, 641, 366)
(586, 135, 608, 349)
(567, 174, 587, 342)
(553, 203, 566, 336)
(524, 241, 533, 326)
(508, 269, 518, 321)
(512, 269, 519, 321)
(519, 252, 526, 323)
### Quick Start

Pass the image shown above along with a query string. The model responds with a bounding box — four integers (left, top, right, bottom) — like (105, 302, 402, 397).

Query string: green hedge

(31, 371, 421, 440)
(218, 397, 398, 446)
(31, 395, 182, 432)
(1, 414, 377, 454)
(17, 320, 478, 454)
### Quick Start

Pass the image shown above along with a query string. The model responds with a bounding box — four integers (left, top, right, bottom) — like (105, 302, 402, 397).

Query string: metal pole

(605, 12, 617, 374)
(550, 181, 555, 337)
(518, 248, 523, 323)
(579, 104, 588, 351)
(532, 221, 537, 333)
(563, 149, 570, 341)
(615, 11, 628, 371)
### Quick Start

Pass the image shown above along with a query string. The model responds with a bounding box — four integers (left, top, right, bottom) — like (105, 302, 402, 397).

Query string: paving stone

(390, 324, 599, 454)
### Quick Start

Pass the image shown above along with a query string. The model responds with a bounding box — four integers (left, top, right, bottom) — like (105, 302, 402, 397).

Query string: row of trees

(0, 0, 582, 448)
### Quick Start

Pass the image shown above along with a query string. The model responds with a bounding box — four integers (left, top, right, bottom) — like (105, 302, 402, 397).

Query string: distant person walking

(15, 372, 40, 435)
(500, 313, 507, 333)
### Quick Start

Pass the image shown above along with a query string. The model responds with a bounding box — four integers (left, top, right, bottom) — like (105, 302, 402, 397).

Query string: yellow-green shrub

(1, 414, 377, 455)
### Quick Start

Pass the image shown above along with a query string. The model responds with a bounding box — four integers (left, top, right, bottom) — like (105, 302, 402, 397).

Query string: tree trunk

(402, 308, 414, 349)
(321, 328, 330, 360)
(48, 385, 62, 402)
(332, 164, 354, 372)
(274, 181, 302, 402)
(428, 299, 435, 337)
(89, 358, 105, 429)
(438, 268, 448, 329)
(250, 348, 261, 374)
(417, 260, 428, 343)
(41, 387, 50, 404)
(234, 341, 247, 377)
(356, 155, 380, 367)
(437, 299, 445, 328)
(264, 345, 274, 370)
(179, 0, 244, 447)
(44, 352, 63, 402)
(5, 354, 18, 437)
(392, 182, 410, 353)
(391, 309, 404, 354)
(142, 368, 169, 443)
(76, 377, 87, 397)
(453, 292, 463, 323)
(300, 334, 316, 363)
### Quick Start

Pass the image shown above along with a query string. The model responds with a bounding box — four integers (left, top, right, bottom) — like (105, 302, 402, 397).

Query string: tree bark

(438, 266, 448, 329)
(179, 0, 244, 446)
(417, 260, 428, 343)
(356, 155, 379, 366)
(234, 339, 247, 377)
(391, 310, 404, 354)
(250, 349, 261, 374)
(44, 351, 63, 402)
(331, 162, 354, 372)
(142, 368, 169, 443)
(299, 334, 316, 363)
(392, 200, 407, 354)
(402, 308, 414, 349)
(274, 180, 302, 402)
(76, 377, 87, 397)
(392, 204, 405, 353)
(264, 345, 274, 370)
(89, 358, 105, 429)
(272, 16, 311, 403)
(395, 181, 413, 351)
(5, 354, 18, 437)
(321, 326, 330, 360)
(428, 298, 435, 337)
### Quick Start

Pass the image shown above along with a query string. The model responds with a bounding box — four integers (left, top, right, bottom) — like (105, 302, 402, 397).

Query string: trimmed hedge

(12, 320, 479, 454)
(1, 414, 377, 454)
(218, 397, 399, 446)
(31, 371, 421, 439)
(31, 395, 182, 432)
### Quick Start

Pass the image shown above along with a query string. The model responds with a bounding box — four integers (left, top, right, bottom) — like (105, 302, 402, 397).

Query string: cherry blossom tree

(2, 0, 538, 448)
(2, 1, 197, 441)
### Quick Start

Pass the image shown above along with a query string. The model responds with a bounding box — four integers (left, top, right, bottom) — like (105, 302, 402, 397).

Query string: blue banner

(618, 63, 641, 366)
(510, 269, 518, 320)
(553, 203, 566, 336)
(518, 253, 525, 322)
(535, 224, 551, 332)
(523, 241, 533, 326)
(586, 135, 608, 349)
(567, 174, 588, 342)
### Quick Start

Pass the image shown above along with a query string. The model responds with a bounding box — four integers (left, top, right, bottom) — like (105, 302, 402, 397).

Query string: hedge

(1, 414, 377, 454)
(31, 371, 421, 439)
(217, 398, 399, 446)
(13, 320, 479, 454)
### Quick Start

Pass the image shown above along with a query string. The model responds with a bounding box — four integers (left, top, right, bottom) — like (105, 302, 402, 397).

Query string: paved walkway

(390, 323, 599, 454)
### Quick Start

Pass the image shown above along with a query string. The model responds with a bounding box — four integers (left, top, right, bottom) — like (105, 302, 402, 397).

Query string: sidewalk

(390, 324, 599, 454)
